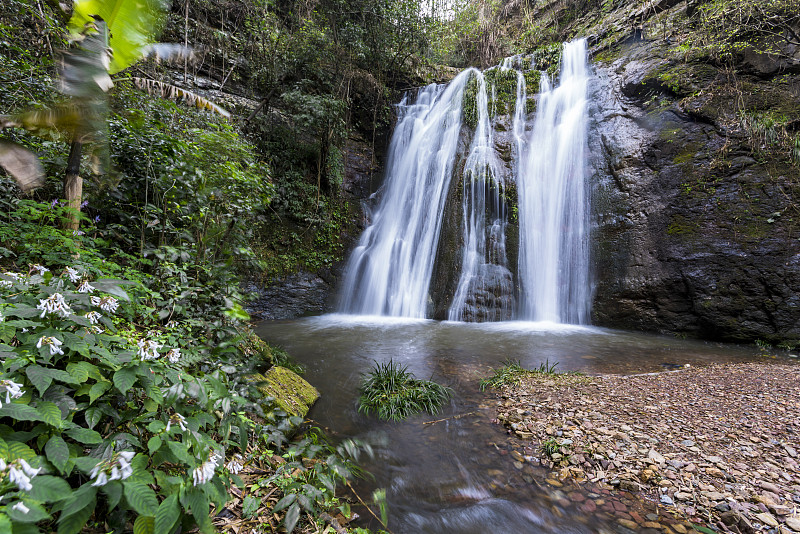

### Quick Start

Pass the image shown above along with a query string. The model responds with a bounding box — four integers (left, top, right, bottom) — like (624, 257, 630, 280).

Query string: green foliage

(479, 359, 565, 391)
(256, 432, 371, 533)
(358, 360, 452, 421)
(69, 0, 166, 74)
(541, 437, 561, 456)
(0, 260, 258, 532)
(688, 0, 800, 63)
(738, 111, 800, 167)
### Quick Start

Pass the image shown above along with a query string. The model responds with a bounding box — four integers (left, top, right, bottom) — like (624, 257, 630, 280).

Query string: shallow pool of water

(256, 315, 763, 533)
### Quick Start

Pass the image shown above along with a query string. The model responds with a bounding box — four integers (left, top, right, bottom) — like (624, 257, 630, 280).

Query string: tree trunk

(63, 139, 83, 231)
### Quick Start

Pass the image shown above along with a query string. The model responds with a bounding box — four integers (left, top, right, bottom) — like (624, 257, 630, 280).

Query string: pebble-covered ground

(491, 362, 800, 534)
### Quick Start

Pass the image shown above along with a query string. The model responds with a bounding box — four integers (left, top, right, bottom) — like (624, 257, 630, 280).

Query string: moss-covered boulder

(249, 366, 320, 418)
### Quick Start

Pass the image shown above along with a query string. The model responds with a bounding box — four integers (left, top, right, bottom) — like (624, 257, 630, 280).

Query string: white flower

(76, 281, 95, 293)
(192, 450, 222, 486)
(6, 459, 39, 492)
(36, 293, 72, 318)
(89, 451, 135, 486)
(0, 379, 25, 408)
(91, 470, 108, 487)
(36, 336, 64, 356)
(225, 454, 244, 474)
(30, 264, 48, 276)
(18, 460, 41, 478)
(64, 267, 81, 283)
(166, 413, 187, 432)
(11, 502, 29, 514)
(91, 296, 118, 313)
(137, 339, 161, 361)
(92, 325, 104, 334)
(166, 320, 177, 329)
(1, 273, 25, 289)
(166, 348, 181, 363)
(85, 311, 102, 324)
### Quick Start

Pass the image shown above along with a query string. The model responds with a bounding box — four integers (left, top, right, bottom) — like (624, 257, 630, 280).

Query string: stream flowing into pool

(256, 316, 762, 533)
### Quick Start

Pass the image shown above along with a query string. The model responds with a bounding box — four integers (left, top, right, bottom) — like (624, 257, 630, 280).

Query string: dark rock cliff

(587, 32, 800, 344)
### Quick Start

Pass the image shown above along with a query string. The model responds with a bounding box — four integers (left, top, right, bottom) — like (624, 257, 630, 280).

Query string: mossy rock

(249, 366, 320, 418)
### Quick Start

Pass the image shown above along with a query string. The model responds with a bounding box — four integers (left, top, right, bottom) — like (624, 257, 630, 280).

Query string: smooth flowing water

(339, 72, 473, 317)
(257, 317, 762, 533)
(518, 39, 591, 323)
(341, 39, 593, 323)
(448, 70, 510, 321)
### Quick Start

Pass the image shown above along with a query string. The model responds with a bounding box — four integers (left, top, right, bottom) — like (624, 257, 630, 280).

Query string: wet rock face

(588, 40, 800, 344)
(454, 264, 515, 322)
(246, 272, 329, 320)
(248, 137, 379, 320)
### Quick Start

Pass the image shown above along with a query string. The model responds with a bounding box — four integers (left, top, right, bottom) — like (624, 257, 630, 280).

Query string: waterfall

(339, 39, 591, 324)
(339, 71, 473, 317)
(447, 66, 520, 322)
(517, 39, 591, 323)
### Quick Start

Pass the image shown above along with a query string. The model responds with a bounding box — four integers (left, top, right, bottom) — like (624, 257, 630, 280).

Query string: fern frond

(131, 77, 231, 118)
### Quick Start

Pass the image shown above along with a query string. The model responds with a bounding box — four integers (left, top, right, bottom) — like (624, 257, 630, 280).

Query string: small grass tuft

(358, 360, 452, 421)
(480, 358, 563, 391)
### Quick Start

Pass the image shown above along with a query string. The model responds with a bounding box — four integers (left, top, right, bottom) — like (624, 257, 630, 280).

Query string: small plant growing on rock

(480, 358, 562, 391)
(358, 360, 452, 421)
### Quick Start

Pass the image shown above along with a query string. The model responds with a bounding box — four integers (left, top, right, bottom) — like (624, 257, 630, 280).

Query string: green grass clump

(358, 360, 452, 421)
(479, 358, 563, 391)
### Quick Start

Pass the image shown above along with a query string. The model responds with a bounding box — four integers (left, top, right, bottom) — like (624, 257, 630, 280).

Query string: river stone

(248, 366, 320, 418)
(755, 512, 779, 527)
(785, 517, 800, 532)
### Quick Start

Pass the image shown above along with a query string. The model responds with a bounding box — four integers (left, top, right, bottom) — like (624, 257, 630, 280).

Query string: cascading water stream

(517, 39, 591, 324)
(340, 39, 591, 325)
(339, 71, 473, 317)
(447, 71, 511, 322)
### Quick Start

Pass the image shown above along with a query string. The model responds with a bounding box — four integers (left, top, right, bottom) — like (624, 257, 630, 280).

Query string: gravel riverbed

(491, 362, 800, 533)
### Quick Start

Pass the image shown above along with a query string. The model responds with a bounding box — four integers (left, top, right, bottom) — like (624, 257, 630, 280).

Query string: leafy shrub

(0, 263, 260, 533)
(358, 360, 452, 421)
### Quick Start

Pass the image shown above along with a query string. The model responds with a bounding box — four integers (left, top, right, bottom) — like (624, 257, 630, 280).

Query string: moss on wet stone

(249, 366, 320, 418)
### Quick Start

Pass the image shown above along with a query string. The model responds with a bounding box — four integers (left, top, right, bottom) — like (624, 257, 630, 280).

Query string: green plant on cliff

(358, 360, 452, 421)
(688, 0, 800, 62)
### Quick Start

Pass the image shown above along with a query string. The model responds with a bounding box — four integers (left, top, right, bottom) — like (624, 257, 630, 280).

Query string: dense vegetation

(0, 0, 443, 531)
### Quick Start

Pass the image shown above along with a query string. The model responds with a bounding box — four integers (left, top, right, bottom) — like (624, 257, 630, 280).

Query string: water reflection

(256, 316, 761, 533)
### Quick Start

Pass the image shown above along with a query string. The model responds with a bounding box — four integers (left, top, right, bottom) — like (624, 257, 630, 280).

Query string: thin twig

(345, 481, 392, 533)
(422, 411, 476, 425)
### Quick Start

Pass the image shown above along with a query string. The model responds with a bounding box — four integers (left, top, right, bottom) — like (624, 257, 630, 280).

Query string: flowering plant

(0, 265, 257, 533)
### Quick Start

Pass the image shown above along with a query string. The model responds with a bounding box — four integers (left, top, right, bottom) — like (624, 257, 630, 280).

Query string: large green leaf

(69, 0, 167, 74)
(133, 515, 154, 534)
(113, 367, 137, 394)
(37, 401, 64, 427)
(0, 403, 44, 423)
(29, 475, 72, 502)
(26, 366, 53, 396)
(123, 482, 158, 516)
(89, 380, 112, 403)
(154, 494, 179, 534)
(8, 501, 50, 524)
(65, 427, 102, 444)
(45, 435, 70, 473)
(57, 501, 95, 534)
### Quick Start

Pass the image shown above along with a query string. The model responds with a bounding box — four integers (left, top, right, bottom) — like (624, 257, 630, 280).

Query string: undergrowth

(480, 359, 581, 391)
(358, 361, 452, 422)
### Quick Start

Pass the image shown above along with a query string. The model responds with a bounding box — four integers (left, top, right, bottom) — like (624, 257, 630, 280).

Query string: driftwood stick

(422, 412, 475, 425)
